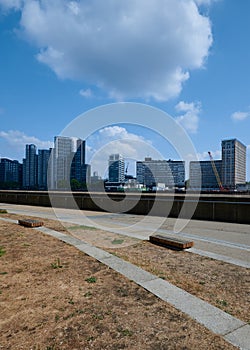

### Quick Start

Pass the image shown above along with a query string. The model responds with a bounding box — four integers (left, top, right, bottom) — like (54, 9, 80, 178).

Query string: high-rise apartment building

(221, 139, 246, 189)
(71, 139, 86, 182)
(0, 158, 22, 188)
(23, 144, 37, 189)
(52, 136, 74, 189)
(37, 149, 51, 190)
(108, 154, 125, 183)
(189, 160, 222, 190)
(50, 136, 90, 189)
(136, 158, 185, 188)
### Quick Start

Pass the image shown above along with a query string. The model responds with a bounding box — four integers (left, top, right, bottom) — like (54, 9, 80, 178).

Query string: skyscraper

(37, 149, 51, 190)
(221, 139, 246, 189)
(23, 144, 37, 189)
(108, 154, 125, 183)
(52, 136, 74, 189)
(71, 139, 86, 182)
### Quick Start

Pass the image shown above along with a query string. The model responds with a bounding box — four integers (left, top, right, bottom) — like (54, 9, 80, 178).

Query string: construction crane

(125, 162, 129, 175)
(208, 151, 224, 191)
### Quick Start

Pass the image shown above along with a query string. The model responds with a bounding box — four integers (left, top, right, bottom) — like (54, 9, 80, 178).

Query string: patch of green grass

(216, 299, 228, 307)
(0, 271, 7, 275)
(118, 327, 133, 337)
(93, 313, 104, 320)
(51, 258, 63, 269)
(0, 247, 6, 257)
(85, 276, 97, 283)
(112, 239, 124, 245)
(0, 209, 7, 214)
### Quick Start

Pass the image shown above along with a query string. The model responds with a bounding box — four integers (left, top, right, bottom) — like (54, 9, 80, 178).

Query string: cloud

(2, 0, 213, 101)
(79, 88, 93, 99)
(194, 0, 219, 5)
(0, 130, 53, 150)
(0, 0, 23, 11)
(231, 111, 250, 122)
(87, 126, 162, 177)
(175, 101, 201, 133)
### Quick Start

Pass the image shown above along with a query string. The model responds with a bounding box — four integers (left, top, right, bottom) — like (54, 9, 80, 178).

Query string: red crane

(208, 151, 224, 191)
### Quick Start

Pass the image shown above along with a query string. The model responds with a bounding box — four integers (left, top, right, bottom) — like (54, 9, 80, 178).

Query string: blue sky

(0, 0, 249, 179)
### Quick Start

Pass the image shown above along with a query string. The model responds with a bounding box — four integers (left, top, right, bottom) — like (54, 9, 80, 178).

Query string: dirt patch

(0, 218, 238, 350)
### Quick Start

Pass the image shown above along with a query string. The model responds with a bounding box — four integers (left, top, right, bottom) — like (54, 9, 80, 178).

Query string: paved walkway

(0, 214, 249, 349)
(1, 203, 249, 268)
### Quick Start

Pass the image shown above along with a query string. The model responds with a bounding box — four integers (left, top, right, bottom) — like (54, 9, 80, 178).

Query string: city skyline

(0, 136, 247, 189)
(0, 1, 250, 179)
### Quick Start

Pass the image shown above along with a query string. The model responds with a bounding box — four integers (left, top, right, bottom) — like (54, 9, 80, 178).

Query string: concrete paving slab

(59, 235, 84, 246)
(141, 278, 245, 336)
(75, 243, 113, 260)
(99, 255, 158, 284)
(36, 226, 66, 240)
(224, 324, 250, 350)
(0, 217, 17, 224)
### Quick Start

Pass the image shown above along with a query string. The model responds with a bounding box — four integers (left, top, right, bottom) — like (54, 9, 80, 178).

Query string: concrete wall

(0, 190, 249, 224)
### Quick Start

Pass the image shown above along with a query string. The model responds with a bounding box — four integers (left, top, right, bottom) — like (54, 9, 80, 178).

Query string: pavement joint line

(1, 216, 249, 349)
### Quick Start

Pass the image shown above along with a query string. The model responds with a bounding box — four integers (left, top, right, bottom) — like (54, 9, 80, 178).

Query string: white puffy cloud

(0, 130, 53, 150)
(87, 126, 162, 177)
(231, 111, 250, 122)
(2, 0, 213, 101)
(175, 101, 201, 133)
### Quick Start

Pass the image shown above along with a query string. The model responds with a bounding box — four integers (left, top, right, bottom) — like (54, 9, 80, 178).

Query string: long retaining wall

(0, 190, 250, 224)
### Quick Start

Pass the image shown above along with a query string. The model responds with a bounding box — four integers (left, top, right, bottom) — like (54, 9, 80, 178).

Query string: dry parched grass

(0, 219, 239, 350)
(106, 241, 250, 323)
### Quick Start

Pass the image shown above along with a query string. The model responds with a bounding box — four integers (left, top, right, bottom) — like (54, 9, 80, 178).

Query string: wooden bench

(149, 234, 194, 250)
(18, 219, 44, 228)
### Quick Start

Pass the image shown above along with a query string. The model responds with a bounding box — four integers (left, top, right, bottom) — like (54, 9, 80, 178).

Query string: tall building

(0, 158, 22, 188)
(52, 136, 74, 189)
(23, 144, 37, 189)
(37, 149, 51, 190)
(189, 160, 222, 190)
(71, 139, 87, 182)
(222, 139, 246, 189)
(136, 158, 185, 188)
(108, 154, 125, 183)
